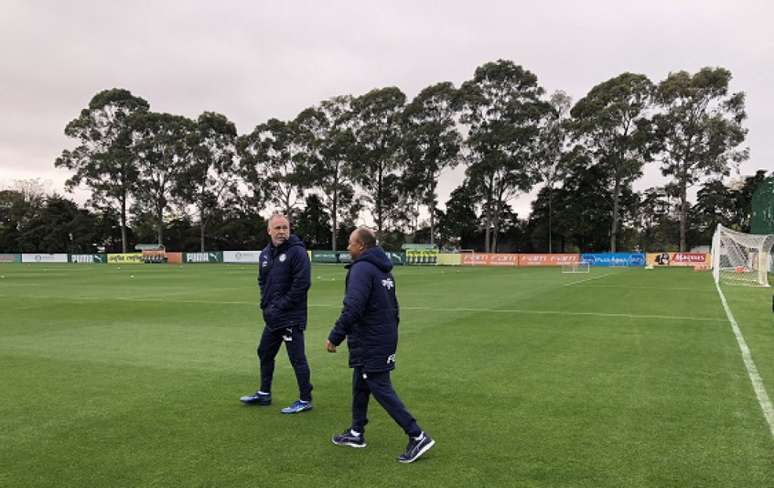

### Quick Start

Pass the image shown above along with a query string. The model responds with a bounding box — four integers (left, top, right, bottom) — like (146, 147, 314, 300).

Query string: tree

(206, 193, 268, 251)
(402, 82, 461, 244)
(350, 87, 406, 235)
(55, 88, 149, 252)
(129, 112, 195, 246)
(570, 72, 654, 252)
(295, 194, 331, 249)
(0, 182, 45, 252)
(294, 96, 358, 251)
(653, 67, 748, 250)
(458, 60, 551, 252)
(551, 155, 638, 253)
(533, 91, 572, 252)
(20, 195, 99, 253)
(176, 112, 239, 251)
(689, 179, 738, 245)
(634, 186, 680, 251)
(436, 182, 481, 249)
(239, 118, 309, 217)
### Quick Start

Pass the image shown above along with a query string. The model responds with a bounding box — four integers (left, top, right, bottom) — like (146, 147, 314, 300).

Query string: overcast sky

(1, 0, 772, 219)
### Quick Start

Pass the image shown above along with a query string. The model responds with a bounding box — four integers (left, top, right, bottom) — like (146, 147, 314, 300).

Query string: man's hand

(325, 340, 337, 353)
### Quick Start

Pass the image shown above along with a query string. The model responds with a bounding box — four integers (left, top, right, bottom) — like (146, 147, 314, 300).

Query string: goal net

(711, 224, 774, 287)
(561, 262, 590, 274)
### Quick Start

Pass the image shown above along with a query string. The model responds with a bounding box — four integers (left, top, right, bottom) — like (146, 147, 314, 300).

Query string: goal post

(711, 224, 774, 287)
(561, 262, 590, 274)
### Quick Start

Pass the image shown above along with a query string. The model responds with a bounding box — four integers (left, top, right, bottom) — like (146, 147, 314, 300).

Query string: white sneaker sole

(331, 438, 367, 448)
(399, 439, 436, 463)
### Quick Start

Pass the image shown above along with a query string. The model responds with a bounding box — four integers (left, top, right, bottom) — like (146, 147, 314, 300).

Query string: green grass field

(1, 263, 773, 487)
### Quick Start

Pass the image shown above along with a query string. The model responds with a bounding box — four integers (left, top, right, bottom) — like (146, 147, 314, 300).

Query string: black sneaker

(239, 391, 271, 406)
(398, 432, 435, 463)
(331, 429, 367, 448)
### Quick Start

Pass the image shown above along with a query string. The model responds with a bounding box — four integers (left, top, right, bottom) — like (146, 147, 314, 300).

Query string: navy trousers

(351, 367, 421, 437)
(257, 326, 313, 402)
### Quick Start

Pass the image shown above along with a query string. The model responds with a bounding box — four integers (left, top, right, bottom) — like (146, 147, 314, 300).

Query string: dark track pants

(351, 367, 420, 437)
(257, 326, 313, 402)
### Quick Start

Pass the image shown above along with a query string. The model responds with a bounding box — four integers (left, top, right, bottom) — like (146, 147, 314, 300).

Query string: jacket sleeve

(272, 247, 310, 312)
(257, 250, 266, 308)
(328, 264, 371, 345)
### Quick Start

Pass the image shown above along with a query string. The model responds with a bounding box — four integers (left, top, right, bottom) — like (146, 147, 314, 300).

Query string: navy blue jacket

(258, 234, 311, 331)
(328, 247, 400, 372)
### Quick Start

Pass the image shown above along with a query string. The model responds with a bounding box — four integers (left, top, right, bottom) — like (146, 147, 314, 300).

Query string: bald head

(354, 227, 377, 249)
(347, 226, 376, 259)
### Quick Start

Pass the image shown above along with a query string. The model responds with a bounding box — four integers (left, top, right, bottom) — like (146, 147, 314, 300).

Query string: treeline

(1, 59, 760, 254)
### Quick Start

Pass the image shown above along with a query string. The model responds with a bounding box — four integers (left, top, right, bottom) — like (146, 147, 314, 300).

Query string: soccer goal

(711, 224, 774, 287)
(561, 262, 590, 274)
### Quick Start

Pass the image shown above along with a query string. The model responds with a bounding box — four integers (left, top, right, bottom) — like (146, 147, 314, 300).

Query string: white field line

(562, 270, 621, 287)
(9, 294, 726, 323)
(714, 282, 774, 438)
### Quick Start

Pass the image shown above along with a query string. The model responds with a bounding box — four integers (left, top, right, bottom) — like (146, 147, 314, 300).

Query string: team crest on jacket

(279, 253, 287, 262)
(381, 278, 394, 289)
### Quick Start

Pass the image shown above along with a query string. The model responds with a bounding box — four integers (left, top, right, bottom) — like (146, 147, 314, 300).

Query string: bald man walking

(326, 227, 435, 463)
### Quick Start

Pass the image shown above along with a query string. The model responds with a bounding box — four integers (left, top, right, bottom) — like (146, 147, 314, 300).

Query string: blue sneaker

(331, 429, 366, 448)
(398, 432, 435, 463)
(240, 391, 271, 406)
(280, 400, 313, 414)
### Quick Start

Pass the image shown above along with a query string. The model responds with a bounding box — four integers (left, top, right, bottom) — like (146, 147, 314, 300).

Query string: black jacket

(258, 234, 311, 331)
(328, 246, 400, 372)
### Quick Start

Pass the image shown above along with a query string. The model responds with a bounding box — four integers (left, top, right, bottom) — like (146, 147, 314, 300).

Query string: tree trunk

(331, 187, 338, 252)
(429, 200, 435, 246)
(610, 177, 620, 253)
(484, 175, 494, 252)
(120, 195, 128, 253)
(376, 164, 383, 234)
(679, 177, 688, 252)
(492, 198, 502, 253)
(547, 187, 553, 253)
(157, 201, 164, 246)
(484, 198, 491, 253)
(200, 207, 206, 252)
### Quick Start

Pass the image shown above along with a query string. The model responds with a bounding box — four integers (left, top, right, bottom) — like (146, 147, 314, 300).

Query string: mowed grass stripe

(1, 263, 773, 487)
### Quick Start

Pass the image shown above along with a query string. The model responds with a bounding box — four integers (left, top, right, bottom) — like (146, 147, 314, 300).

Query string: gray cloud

(1, 0, 772, 218)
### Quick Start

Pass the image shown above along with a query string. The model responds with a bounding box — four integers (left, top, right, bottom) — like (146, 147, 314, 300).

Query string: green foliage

(294, 194, 331, 249)
(570, 72, 655, 252)
(349, 87, 407, 233)
(458, 60, 551, 252)
(239, 118, 310, 217)
(55, 88, 150, 252)
(177, 112, 239, 251)
(294, 96, 359, 251)
(436, 183, 481, 249)
(128, 111, 196, 246)
(402, 82, 462, 243)
(653, 67, 749, 250)
(49, 65, 761, 254)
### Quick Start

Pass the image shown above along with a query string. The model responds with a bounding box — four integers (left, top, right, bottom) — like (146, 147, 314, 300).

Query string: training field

(1, 263, 773, 487)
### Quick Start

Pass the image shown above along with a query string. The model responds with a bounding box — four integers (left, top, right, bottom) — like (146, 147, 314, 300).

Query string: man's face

(268, 216, 290, 247)
(347, 230, 364, 260)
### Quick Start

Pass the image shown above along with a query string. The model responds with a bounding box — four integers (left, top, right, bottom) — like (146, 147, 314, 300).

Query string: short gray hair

(355, 227, 377, 249)
(268, 213, 289, 227)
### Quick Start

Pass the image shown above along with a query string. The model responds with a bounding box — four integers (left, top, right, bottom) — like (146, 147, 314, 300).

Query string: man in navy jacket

(326, 227, 435, 463)
(241, 214, 313, 414)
